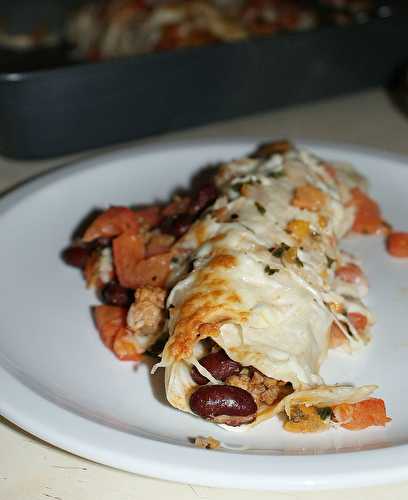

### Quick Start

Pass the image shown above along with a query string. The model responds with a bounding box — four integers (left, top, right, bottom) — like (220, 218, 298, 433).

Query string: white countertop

(2, 88, 408, 499)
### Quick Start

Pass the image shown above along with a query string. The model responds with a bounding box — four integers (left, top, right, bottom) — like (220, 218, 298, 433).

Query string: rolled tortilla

(155, 143, 379, 430)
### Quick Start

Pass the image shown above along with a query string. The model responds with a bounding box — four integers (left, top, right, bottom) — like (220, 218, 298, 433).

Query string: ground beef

(226, 368, 291, 407)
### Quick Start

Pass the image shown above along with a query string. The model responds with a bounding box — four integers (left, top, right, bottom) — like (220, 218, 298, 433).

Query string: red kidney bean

(62, 245, 90, 269)
(191, 350, 241, 385)
(189, 183, 217, 215)
(190, 385, 257, 423)
(161, 213, 194, 238)
(101, 282, 133, 307)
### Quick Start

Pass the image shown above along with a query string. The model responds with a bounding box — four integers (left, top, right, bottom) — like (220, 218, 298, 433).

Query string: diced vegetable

(335, 263, 364, 284)
(286, 219, 310, 240)
(83, 207, 140, 242)
(112, 231, 145, 289)
(350, 187, 383, 234)
(112, 329, 142, 361)
(284, 405, 329, 433)
(134, 206, 161, 228)
(333, 398, 391, 430)
(93, 305, 128, 349)
(387, 232, 408, 258)
(292, 184, 327, 212)
(125, 252, 173, 289)
(348, 312, 368, 332)
(146, 233, 175, 257)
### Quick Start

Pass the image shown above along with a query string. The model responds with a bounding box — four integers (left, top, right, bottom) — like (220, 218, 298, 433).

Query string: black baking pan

(1, 13, 408, 159)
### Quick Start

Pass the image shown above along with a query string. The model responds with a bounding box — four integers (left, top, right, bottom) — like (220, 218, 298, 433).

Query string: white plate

(1, 139, 408, 491)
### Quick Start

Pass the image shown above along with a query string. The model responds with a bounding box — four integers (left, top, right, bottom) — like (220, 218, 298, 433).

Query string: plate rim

(1, 137, 408, 491)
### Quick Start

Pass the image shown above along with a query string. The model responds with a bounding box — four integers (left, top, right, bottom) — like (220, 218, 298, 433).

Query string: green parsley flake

(326, 255, 335, 268)
(264, 265, 279, 276)
(316, 407, 333, 421)
(269, 169, 285, 178)
(255, 202, 266, 215)
(270, 243, 290, 258)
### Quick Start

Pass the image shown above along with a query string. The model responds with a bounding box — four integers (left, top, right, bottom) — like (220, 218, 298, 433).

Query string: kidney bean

(101, 282, 133, 307)
(161, 213, 194, 238)
(190, 183, 217, 215)
(190, 385, 257, 423)
(62, 245, 90, 269)
(191, 350, 241, 385)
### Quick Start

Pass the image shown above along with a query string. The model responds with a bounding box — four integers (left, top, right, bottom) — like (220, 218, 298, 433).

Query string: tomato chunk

(94, 305, 128, 349)
(134, 206, 162, 228)
(112, 231, 145, 289)
(350, 187, 383, 234)
(123, 252, 173, 289)
(348, 312, 368, 332)
(146, 233, 175, 257)
(333, 398, 391, 431)
(335, 263, 364, 284)
(83, 207, 140, 242)
(387, 232, 408, 258)
(112, 329, 142, 361)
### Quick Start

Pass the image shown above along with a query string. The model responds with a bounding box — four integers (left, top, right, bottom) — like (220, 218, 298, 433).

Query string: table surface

(2, 88, 408, 500)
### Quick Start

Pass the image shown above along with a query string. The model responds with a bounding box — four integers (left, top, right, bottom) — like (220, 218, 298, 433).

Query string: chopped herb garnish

(270, 243, 290, 258)
(264, 265, 279, 276)
(171, 257, 179, 265)
(316, 407, 333, 421)
(268, 169, 285, 179)
(295, 257, 304, 268)
(255, 202, 266, 215)
(326, 255, 335, 268)
(230, 213, 239, 220)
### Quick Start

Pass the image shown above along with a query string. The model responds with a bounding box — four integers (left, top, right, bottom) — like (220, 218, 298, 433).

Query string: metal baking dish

(0, 13, 407, 159)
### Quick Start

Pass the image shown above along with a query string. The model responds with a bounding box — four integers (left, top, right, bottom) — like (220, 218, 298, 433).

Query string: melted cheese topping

(157, 146, 375, 425)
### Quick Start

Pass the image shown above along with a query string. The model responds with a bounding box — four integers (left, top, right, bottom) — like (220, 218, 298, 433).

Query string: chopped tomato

(123, 252, 173, 289)
(146, 233, 175, 257)
(83, 207, 140, 242)
(134, 206, 161, 228)
(335, 263, 364, 284)
(112, 231, 145, 289)
(292, 184, 327, 212)
(112, 329, 142, 361)
(387, 232, 408, 258)
(350, 187, 383, 234)
(348, 312, 368, 332)
(329, 322, 348, 349)
(93, 305, 128, 349)
(333, 398, 391, 431)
